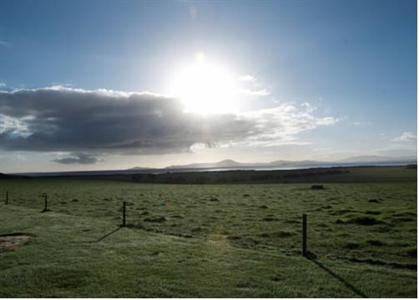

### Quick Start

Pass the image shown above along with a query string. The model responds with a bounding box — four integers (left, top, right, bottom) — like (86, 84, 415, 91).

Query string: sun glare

(169, 54, 238, 114)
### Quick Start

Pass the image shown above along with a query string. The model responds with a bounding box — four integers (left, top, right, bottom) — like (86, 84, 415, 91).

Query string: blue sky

(0, 0, 416, 172)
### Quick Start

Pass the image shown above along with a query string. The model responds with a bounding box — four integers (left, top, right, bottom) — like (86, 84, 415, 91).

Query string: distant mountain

(167, 159, 243, 170)
(165, 159, 328, 170)
(157, 156, 417, 171)
(128, 166, 154, 171)
(269, 160, 326, 167)
(14, 155, 417, 178)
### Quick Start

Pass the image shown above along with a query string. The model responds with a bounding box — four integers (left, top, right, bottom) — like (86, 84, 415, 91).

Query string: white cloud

(238, 75, 256, 82)
(234, 103, 339, 147)
(0, 114, 32, 138)
(392, 131, 417, 142)
(189, 142, 208, 153)
(240, 88, 270, 96)
(237, 74, 270, 97)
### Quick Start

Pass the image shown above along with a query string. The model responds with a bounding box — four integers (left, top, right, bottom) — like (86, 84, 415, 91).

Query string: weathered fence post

(42, 193, 48, 212)
(122, 201, 127, 227)
(5, 191, 8, 205)
(302, 213, 307, 257)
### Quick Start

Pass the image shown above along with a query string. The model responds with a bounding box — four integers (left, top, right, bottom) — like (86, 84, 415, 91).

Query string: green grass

(0, 167, 416, 297)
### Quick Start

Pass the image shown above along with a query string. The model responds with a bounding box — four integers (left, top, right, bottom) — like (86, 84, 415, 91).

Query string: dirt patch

(0, 233, 34, 253)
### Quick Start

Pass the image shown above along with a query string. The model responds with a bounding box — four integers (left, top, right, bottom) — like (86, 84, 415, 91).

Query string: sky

(0, 0, 416, 173)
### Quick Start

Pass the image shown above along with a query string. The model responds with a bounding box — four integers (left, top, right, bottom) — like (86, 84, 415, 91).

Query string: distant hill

(127, 166, 153, 171)
(150, 156, 417, 171)
(16, 155, 416, 178)
(167, 159, 243, 169)
(269, 160, 327, 168)
(166, 159, 332, 170)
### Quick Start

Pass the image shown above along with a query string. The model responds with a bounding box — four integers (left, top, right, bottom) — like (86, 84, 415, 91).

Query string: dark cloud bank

(0, 87, 336, 164)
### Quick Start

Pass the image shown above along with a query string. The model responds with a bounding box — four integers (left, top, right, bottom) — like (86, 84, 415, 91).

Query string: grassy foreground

(0, 167, 416, 297)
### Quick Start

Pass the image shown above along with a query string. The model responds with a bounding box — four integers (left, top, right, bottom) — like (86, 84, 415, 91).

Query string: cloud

(392, 131, 417, 142)
(238, 75, 256, 82)
(0, 86, 337, 156)
(236, 104, 338, 147)
(53, 152, 100, 165)
(189, 142, 209, 153)
(240, 88, 270, 97)
(0, 114, 32, 137)
(238, 74, 270, 97)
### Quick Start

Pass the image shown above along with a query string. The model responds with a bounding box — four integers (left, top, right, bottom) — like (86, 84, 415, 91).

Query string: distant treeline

(130, 168, 350, 184)
(0, 173, 30, 180)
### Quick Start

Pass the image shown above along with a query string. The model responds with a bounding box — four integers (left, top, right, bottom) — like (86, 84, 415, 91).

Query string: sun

(169, 53, 238, 114)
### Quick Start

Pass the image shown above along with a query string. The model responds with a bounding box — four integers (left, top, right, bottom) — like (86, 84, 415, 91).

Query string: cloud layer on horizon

(0, 86, 337, 163)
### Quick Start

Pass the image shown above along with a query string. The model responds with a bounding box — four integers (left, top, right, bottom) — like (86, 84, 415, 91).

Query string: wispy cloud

(238, 75, 256, 82)
(238, 74, 270, 97)
(236, 104, 338, 147)
(392, 131, 417, 142)
(0, 40, 11, 47)
(240, 88, 270, 96)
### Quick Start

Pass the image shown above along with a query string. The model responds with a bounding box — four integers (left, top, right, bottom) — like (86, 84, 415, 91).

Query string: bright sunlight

(169, 53, 238, 114)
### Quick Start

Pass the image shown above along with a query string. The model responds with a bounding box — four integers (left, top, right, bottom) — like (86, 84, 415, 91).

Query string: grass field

(0, 167, 416, 297)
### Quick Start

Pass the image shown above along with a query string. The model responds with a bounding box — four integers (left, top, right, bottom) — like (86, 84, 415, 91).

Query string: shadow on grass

(95, 227, 122, 242)
(306, 253, 367, 298)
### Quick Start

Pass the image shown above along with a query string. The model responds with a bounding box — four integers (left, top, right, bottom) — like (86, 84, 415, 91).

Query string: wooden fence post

(5, 191, 8, 205)
(122, 201, 127, 227)
(42, 193, 48, 212)
(302, 213, 307, 257)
